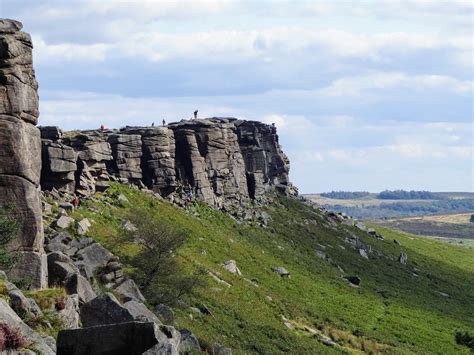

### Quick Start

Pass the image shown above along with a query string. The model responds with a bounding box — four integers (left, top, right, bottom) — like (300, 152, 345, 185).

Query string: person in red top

(72, 195, 79, 208)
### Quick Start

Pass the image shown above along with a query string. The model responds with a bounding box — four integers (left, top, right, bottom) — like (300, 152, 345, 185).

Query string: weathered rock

(155, 304, 174, 323)
(76, 218, 91, 235)
(75, 242, 113, 273)
(359, 249, 369, 260)
(41, 139, 77, 192)
(0, 298, 54, 354)
(58, 295, 80, 329)
(64, 273, 96, 304)
(179, 329, 201, 353)
(47, 251, 80, 286)
(212, 344, 233, 355)
(114, 279, 145, 302)
(144, 324, 182, 355)
(56, 215, 74, 229)
(57, 321, 158, 355)
(7, 251, 47, 289)
(271, 266, 290, 277)
(236, 120, 291, 197)
(399, 251, 408, 264)
(123, 300, 160, 323)
(223, 260, 242, 276)
(79, 293, 133, 327)
(42, 335, 57, 353)
(9, 289, 42, 319)
(0, 19, 23, 34)
(0, 176, 43, 251)
(108, 134, 143, 181)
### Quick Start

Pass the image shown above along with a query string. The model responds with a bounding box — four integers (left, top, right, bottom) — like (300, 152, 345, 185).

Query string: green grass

(69, 183, 474, 354)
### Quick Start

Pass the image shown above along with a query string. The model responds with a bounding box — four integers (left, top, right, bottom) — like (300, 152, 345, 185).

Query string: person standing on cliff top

(162, 118, 166, 126)
(194, 110, 198, 120)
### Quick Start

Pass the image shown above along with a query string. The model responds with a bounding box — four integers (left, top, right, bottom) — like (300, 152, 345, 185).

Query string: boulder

(9, 289, 42, 319)
(0, 298, 54, 355)
(47, 251, 80, 286)
(58, 295, 80, 329)
(75, 243, 113, 273)
(6, 251, 47, 289)
(179, 329, 201, 353)
(114, 279, 145, 302)
(123, 300, 161, 323)
(399, 251, 408, 264)
(57, 321, 158, 355)
(64, 273, 96, 304)
(144, 324, 181, 355)
(79, 293, 134, 327)
(271, 266, 290, 277)
(223, 260, 242, 276)
(212, 344, 233, 355)
(76, 218, 91, 235)
(155, 304, 174, 323)
(359, 249, 369, 260)
(56, 216, 75, 229)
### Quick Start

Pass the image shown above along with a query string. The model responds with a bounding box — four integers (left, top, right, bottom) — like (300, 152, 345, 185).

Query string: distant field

(370, 212, 474, 242)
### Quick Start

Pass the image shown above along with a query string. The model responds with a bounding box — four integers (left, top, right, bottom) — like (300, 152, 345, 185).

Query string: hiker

(72, 195, 79, 208)
(193, 110, 198, 120)
(162, 118, 166, 126)
(100, 124, 104, 131)
(151, 122, 155, 127)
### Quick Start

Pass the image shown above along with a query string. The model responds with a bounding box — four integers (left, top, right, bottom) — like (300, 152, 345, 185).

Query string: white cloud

(33, 36, 110, 63)
(320, 72, 473, 96)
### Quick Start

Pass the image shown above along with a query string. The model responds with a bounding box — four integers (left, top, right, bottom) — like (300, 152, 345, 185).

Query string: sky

(1, 0, 472, 193)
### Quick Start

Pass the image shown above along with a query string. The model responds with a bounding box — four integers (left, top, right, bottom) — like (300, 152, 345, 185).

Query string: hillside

(65, 183, 474, 354)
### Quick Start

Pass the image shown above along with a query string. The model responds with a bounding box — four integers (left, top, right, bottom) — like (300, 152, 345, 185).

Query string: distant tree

(377, 190, 438, 200)
(123, 208, 204, 306)
(320, 191, 370, 199)
(0, 205, 19, 271)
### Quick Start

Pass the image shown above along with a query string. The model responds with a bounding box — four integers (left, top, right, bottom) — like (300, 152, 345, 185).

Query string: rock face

(0, 19, 47, 288)
(40, 118, 295, 210)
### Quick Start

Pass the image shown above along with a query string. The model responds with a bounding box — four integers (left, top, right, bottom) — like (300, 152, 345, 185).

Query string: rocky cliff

(40, 118, 295, 210)
(0, 19, 46, 288)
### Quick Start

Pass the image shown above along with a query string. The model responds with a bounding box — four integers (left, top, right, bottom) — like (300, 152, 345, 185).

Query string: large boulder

(57, 321, 158, 355)
(123, 300, 161, 324)
(79, 293, 133, 327)
(58, 295, 80, 329)
(75, 242, 113, 273)
(113, 279, 145, 302)
(47, 251, 80, 286)
(64, 273, 96, 304)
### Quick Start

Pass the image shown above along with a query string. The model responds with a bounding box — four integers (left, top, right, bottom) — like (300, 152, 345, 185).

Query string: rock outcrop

(0, 19, 47, 288)
(40, 118, 295, 210)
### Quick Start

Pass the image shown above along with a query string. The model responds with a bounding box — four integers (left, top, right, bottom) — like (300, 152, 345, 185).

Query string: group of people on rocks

(101, 110, 200, 130)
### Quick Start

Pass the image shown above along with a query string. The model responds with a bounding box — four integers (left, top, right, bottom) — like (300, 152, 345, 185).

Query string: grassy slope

(71, 184, 474, 354)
